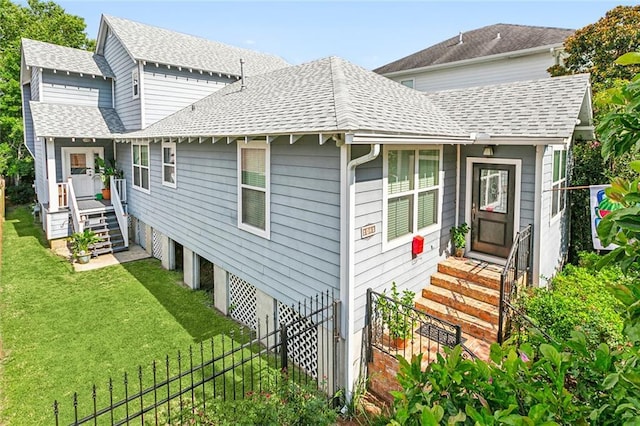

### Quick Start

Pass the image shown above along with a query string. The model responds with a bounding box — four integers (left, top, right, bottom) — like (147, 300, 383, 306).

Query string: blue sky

(53, 1, 637, 69)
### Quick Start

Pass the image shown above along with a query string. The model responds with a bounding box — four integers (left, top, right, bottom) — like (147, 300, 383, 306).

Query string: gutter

(340, 142, 380, 403)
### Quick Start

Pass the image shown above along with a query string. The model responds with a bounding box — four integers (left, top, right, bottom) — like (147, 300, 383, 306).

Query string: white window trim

(399, 78, 415, 89)
(161, 141, 177, 188)
(237, 140, 270, 239)
(131, 68, 139, 99)
(131, 141, 150, 194)
(382, 145, 444, 252)
(550, 146, 567, 222)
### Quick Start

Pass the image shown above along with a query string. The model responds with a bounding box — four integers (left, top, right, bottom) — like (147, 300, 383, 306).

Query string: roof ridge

(330, 57, 358, 131)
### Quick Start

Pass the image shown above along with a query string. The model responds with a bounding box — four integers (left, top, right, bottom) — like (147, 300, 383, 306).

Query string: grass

(0, 206, 252, 425)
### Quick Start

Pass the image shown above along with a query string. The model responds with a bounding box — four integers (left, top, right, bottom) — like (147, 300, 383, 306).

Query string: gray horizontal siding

(22, 84, 35, 155)
(118, 135, 341, 306)
(143, 65, 231, 127)
(104, 32, 140, 130)
(42, 69, 112, 107)
(54, 139, 114, 182)
(352, 144, 456, 329)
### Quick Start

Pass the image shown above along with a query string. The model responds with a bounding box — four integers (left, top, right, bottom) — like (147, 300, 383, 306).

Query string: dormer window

(132, 69, 139, 99)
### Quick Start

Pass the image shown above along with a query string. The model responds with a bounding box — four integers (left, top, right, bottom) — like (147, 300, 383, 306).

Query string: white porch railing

(57, 183, 69, 209)
(66, 178, 83, 233)
(111, 176, 128, 248)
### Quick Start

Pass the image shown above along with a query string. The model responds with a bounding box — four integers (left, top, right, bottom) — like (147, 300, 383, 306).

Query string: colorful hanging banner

(589, 185, 621, 250)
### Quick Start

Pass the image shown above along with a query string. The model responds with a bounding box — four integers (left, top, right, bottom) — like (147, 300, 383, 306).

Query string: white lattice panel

(229, 274, 257, 331)
(278, 303, 318, 379)
(152, 229, 162, 260)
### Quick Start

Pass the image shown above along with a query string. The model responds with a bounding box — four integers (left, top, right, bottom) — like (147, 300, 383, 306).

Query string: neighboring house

(374, 23, 574, 92)
(21, 16, 593, 397)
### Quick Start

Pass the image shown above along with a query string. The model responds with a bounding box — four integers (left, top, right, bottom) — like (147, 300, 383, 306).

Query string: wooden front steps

(416, 257, 502, 343)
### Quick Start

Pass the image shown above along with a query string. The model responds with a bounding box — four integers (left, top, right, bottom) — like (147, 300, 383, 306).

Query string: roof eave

(380, 43, 565, 78)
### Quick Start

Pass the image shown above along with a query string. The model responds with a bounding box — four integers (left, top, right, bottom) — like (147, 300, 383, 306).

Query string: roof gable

(21, 38, 114, 78)
(374, 24, 574, 75)
(424, 74, 591, 139)
(98, 15, 289, 77)
(123, 57, 467, 140)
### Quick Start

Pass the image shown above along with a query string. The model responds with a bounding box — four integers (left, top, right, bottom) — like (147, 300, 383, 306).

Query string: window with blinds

(386, 147, 441, 244)
(238, 142, 270, 238)
(132, 142, 150, 192)
(552, 148, 567, 217)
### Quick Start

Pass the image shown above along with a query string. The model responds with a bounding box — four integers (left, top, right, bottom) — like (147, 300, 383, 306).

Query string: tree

(0, 0, 94, 188)
(549, 5, 640, 91)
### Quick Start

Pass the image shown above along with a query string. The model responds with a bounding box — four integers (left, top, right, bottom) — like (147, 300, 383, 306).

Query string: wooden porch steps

(416, 257, 502, 343)
(82, 209, 127, 256)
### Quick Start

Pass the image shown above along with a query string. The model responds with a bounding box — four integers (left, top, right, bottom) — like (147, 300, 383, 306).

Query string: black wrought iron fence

(366, 289, 465, 363)
(53, 292, 340, 425)
(498, 224, 533, 344)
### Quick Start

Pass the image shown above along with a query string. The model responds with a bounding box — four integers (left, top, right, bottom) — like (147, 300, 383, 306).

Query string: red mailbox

(412, 235, 424, 256)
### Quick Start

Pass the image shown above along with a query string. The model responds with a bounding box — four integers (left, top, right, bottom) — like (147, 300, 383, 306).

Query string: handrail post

(280, 323, 288, 374)
(497, 275, 505, 344)
(365, 289, 373, 362)
(455, 325, 462, 346)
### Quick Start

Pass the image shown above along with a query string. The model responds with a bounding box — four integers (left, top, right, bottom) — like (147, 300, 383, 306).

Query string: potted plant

(68, 229, 101, 264)
(451, 222, 470, 257)
(95, 157, 123, 200)
(376, 282, 416, 349)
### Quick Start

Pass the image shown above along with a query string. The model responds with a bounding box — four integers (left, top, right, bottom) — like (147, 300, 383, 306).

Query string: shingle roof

(374, 24, 574, 75)
(123, 57, 468, 140)
(21, 38, 114, 78)
(103, 15, 289, 77)
(424, 74, 590, 139)
(30, 102, 126, 139)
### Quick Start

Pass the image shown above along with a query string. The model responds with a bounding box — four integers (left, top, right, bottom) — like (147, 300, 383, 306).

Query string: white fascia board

(349, 132, 472, 145)
(486, 137, 567, 146)
(381, 43, 564, 78)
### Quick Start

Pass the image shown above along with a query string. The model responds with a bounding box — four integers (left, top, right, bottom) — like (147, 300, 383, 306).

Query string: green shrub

(5, 182, 35, 205)
(522, 254, 626, 348)
(188, 379, 338, 425)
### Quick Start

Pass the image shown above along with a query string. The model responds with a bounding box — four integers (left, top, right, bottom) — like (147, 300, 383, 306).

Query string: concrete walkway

(55, 243, 152, 272)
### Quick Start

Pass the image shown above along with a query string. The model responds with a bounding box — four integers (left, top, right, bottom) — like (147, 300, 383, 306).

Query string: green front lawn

(0, 207, 246, 425)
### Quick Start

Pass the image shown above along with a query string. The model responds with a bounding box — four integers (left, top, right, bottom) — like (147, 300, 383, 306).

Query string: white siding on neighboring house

(391, 51, 555, 92)
(351, 145, 457, 329)
(143, 65, 232, 127)
(538, 146, 568, 283)
(117, 136, 341, 306)
(41, 69, 113, 107)
(103, 32, 140, 130)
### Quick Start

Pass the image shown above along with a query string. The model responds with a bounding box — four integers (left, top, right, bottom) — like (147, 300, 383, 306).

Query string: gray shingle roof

(30, 102, 126, 139)
(21, 38, 114, 78)
(424, 74, 590, 139)
(103, 15, 289, 77)
(123, 57, 468, 139)
(374, 24, 574, 75)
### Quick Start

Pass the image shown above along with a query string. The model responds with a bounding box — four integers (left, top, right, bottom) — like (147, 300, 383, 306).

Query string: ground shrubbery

(522, 253, 626, 348)
(5, 182, 35, 205)
(187, 379, 338, 425)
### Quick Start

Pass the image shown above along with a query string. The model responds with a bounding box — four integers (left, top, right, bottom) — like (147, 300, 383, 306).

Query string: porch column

(46, 138, 59, 212)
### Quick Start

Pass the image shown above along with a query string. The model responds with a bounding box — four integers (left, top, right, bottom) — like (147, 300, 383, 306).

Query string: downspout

(532, 145, 544, 286)
(341, 142, 380, 403)
(455, 145, 461, 227)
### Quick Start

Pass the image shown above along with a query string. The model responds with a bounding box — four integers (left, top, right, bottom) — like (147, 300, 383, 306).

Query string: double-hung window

(162, 142, 176, 187)
(238, 141, 270, 238)
(551, 148, 567, 217)
(132, 142, 150, 192)
(385, 147, 441, 246)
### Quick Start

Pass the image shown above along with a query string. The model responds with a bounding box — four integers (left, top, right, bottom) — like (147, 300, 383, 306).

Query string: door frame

(60, 146, 104, 197)
(465, 157, 521, 264)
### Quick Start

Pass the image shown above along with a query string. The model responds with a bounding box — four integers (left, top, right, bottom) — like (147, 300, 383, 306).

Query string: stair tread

(438, 257, 502, 290)
(424, 284, 499, 312)
(415, 296, 497, 332)
(431, 272, 500, 298)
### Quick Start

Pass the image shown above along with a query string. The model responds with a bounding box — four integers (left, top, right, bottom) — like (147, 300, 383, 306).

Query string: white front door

(61, 147, 104, 198)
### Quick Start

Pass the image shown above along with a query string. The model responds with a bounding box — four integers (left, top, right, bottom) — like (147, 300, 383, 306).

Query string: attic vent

(496, 32, 501, 40)
(458, 32, 463, 44)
